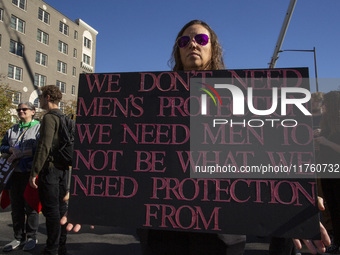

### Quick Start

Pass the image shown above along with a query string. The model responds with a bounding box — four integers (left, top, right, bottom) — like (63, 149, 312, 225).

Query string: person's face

(179, 24, 212, 70)
(17, 104, 35, 123)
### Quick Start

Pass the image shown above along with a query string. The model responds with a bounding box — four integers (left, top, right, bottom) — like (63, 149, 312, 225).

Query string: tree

(62, 100, 77, 120)
(33, 99, 77, 122)
(0, 76, 17, 140)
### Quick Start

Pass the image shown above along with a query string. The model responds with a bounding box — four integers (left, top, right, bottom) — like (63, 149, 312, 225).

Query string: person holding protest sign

(142, 19, 330, 255)
(0, 102, 40, 252)
(314, 90, 340, 254)
(63, 18, 243, 255)
(61, 19, 330, 254)
(29, 85, 68, 255)
(137, 19, 248, 255)
(311, 92, 334, 241)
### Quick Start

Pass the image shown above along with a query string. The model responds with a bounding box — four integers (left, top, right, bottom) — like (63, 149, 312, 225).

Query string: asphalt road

(0, 207, 313, 255)
(0, 207, 141, 255)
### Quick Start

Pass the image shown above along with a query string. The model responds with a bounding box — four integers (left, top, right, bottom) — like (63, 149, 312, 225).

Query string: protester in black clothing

(61, 19, 330, 255)
(315, 91, 340, 254)
(311, 92, 333, 236)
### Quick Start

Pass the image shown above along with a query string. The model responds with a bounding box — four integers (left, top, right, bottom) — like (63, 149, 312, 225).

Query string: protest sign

(68, 68, 320, 239)
(0, 154, 16, 193)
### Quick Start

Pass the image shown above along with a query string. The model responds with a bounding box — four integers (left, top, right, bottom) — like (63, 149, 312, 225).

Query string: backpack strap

(47, 110, 64, 118)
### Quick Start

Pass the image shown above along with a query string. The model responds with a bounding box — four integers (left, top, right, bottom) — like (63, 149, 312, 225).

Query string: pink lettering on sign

(143, 203, 221, 231)
(71, 175, 138, 198)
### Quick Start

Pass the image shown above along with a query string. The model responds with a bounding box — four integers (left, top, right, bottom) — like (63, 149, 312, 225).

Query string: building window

(35, 51, 47, 66)
(0, 9, 3, 21)
(83, 54, 91, 65)
(58, 41, 68, 54)
(34, 97, 40, 108)
(12, 92, 21, 104)
(6, 90, 21, 105)
(0, 34, 2, 47)
(34, 73, 46, 87)
(73, 48, 77, 58)
(12, 0, 26, 10)
(10, 15, 25, 33)
(72, 67, 76, 76)
(37, 29, 49, 45)
(56, 80, 66, 93)
(7, 90, 21, 105)
(59, 21, 68, 35)
(38, 8, 50, 24)
(84, 37, 91, 49)
(74, 30, 78, 40)
(13, 93, 21, 104)
(72, 85, 76, 95)
(9, 40, 24, 56)
(57, 61, 67, 74)
(8, 64, 23, 81)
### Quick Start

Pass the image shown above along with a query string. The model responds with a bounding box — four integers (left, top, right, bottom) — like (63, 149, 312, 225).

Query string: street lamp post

(279, 47, 319, 92)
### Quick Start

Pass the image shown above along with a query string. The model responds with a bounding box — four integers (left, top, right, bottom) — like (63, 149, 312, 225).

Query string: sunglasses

(16, 108, 30, 112)
(177, 34, 209, 48)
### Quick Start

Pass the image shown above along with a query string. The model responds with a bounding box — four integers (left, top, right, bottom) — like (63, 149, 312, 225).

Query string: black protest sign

(68, 68, 320, 239)
(0, 154, 16, 193)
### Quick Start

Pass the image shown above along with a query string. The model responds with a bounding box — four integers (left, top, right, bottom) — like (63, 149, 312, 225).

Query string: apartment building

(0, 0, 98, 115)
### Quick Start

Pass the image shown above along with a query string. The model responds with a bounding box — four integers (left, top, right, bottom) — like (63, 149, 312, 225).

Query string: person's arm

(8, 148, 33, 162)
(30, 114, 57, 188)
(32, 127, 40, 155)
(60, 216, 83, 232)
(8, 124, 40, 163)
(292, 197, 331, 254)
(315, 136, 340, 154)
(22, 149, 33, 157)
(0, 131, 10, 154)
(1, 128, 24, 163)
(7, 148, 24, 163)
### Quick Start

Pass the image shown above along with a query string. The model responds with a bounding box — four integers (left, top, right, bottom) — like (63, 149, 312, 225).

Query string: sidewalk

(1, 207, 311, 254)
(0, 207, 141, 255)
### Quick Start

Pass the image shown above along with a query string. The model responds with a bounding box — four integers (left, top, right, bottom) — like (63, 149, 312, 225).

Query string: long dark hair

(169, 20, 225, 71)
(320, 90, 340, 135)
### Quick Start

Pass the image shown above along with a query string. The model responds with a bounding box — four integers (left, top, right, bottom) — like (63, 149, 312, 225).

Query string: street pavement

(0, 207, 141, 255)
(1, 207, 312, 255)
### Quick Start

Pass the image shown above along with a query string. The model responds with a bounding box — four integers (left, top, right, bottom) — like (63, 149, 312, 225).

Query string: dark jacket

(31, 109, 63, 177)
